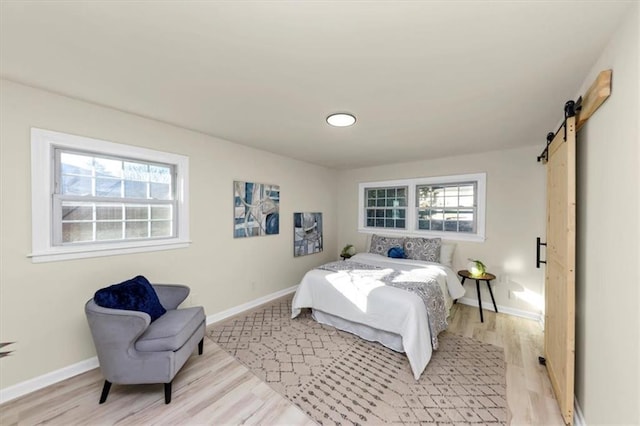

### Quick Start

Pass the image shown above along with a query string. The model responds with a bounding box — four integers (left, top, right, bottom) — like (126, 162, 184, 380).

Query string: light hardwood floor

(0, 302, 564, 425)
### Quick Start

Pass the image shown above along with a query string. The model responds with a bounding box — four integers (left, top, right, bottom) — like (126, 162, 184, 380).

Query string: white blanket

(291, 252, 465, 380)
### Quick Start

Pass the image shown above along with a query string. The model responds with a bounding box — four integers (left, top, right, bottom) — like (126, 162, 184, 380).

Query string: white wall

(0, 79, 338, 390)
(336, 146, 546, 317)
(575, 3, 639, 424)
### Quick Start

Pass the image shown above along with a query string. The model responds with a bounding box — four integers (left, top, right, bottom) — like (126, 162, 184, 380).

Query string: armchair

(85, 283, 205, 404)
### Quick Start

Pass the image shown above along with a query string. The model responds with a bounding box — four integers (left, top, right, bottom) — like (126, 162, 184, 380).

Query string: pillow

(439, 243, 456, 267)
(94, 275, 166, 322)
(369, 234, 405, 256)
(404, 237, 442, 262)
(387, 246, 406, 259)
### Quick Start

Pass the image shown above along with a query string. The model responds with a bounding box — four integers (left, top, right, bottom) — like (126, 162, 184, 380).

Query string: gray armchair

(85, 284, 205, 404)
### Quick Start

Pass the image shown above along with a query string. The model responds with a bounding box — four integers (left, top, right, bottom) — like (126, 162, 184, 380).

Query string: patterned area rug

(208, 296, 507, 425)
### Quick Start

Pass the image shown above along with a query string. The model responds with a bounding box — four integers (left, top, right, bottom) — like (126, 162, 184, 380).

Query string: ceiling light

(326, 113, 356, 127)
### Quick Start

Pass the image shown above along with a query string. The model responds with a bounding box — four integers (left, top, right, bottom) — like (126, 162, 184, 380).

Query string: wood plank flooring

(0, 302, 564, 425)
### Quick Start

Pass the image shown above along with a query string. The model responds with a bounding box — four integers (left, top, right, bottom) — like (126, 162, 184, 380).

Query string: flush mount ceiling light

(326, 113, 356, 127)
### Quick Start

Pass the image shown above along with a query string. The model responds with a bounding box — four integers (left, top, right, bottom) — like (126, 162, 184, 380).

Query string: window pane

(150, 183, 171, 200)
(431, 220, 444, 231)
(62, 222, 93, 243)
(445, 220, 458, 231)
(385, 219, 394, 227)
(396, 219, 405, 228)
(62, 204, 92, 221)
(151, 206, 171, 220)
(375, 219, 384, 227)
(376, 199, 385, 207)
(418, 220, 430, 230)
(367, 189, 377, 199)
(124, 162, 149, 181)
(151, 221, 172, 237)
(124, 181, 147, 199)
(459, 196, 474, 207)
(367, 218, 375, 227)
(459, 221, 474, 232)
(459, 185, 474, 196)
(149, 165, 171, 183)
(94, 157, 122, 177)
(386, 189, 395, 198)
(368, 199, 376, 207)
(96, 178, 121, 197)
(397, 188, 406, 198)
(61, 176, 92, 196)
(444, 186, 459, 197)
(126, 206, 148, 220)
(96, 205, 123, 221)
(60, 152, 92, 176)
(459, 209, 474, 220)
(96, 222, 123, 241)
(125, 222, 148, 238)
(444, 195, 460, 207)
(376, 189, 385, 198)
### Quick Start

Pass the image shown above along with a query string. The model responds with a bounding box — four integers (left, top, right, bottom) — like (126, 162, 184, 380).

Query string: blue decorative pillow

(388, 246, 406, 259)
(94, 275, 166, 322)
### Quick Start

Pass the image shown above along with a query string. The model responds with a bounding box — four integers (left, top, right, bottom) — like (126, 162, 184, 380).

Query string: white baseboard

(574, 397, 586, 426)
(0, 285, 299, 405)
(0, 356, 99, 405)
(457, 297, 543, 322)
(206, 285, 298, 325)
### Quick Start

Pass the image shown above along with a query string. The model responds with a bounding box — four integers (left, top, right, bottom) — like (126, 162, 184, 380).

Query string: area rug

(208, 296, 507, 425)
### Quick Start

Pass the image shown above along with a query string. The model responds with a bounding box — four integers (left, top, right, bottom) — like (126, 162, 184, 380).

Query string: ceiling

(0, 1, 632, 169)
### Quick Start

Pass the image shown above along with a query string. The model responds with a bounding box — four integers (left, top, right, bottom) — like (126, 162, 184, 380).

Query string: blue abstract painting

(293, 212, 323, 256)
(234, 181, 280, 238)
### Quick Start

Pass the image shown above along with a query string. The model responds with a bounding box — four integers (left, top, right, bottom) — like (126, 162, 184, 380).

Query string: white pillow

(439, 243, 456, 267)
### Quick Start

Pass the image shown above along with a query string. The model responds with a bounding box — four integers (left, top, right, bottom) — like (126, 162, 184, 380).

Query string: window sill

(28, 239, 191, 263)
(358, 228, 486, 243)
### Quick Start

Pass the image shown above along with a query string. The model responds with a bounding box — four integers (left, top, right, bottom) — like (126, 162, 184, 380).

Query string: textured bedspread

(317, 259, 448, 350)
(291, 253, 465, 379)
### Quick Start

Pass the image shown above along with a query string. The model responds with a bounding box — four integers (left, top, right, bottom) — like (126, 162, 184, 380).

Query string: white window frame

(30, 128, 190, 263)
(358, 173, 486, 242)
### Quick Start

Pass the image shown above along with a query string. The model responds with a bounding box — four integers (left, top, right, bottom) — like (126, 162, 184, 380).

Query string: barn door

(539, 101, 576, 425)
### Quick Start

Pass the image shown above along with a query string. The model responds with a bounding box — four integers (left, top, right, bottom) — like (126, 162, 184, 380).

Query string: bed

(291, 248, 465, 380)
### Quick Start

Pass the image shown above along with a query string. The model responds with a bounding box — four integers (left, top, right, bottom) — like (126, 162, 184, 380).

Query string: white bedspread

(291, 253, 465, 380)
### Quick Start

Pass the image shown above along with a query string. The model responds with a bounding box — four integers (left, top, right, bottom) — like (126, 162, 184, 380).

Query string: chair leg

(164, 382, 172, 404)
(99, 380, 112, 404)
(198, 338, 204, 355)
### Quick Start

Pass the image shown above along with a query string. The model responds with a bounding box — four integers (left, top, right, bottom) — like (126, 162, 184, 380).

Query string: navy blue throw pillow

(94, 275, 166, 322)
(388, 246, 406, 259)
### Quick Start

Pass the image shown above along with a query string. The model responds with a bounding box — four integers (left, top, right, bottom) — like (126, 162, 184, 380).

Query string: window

(31, 128, 190, 262)
(416, 182, 477, 233)
(358, 173, 486, 242)
(364, 186, 408, 229)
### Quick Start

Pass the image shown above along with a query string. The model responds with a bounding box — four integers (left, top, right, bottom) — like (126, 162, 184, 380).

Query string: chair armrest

(152, 284, 190, 310)
(85, 300, 150, 346)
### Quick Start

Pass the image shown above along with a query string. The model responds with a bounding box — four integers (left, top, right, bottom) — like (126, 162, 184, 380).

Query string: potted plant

(467, 258, 487, 277)
(340, 244, 356, 259)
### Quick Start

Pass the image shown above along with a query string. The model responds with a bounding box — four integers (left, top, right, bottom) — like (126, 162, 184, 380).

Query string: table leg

(456, 277, 467, 304)
(486, 280, 498, 313)
(475, 279, 484, 323)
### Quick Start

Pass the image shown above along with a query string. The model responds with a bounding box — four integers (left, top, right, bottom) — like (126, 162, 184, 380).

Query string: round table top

(457, 269, 496, 280)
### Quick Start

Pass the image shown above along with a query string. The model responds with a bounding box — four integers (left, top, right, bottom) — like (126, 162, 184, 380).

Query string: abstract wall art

(293, 212, 323, 256)
(234, 180, 280, 238)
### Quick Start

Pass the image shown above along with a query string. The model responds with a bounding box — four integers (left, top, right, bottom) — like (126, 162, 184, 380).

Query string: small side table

(457, 270, 498, 323)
